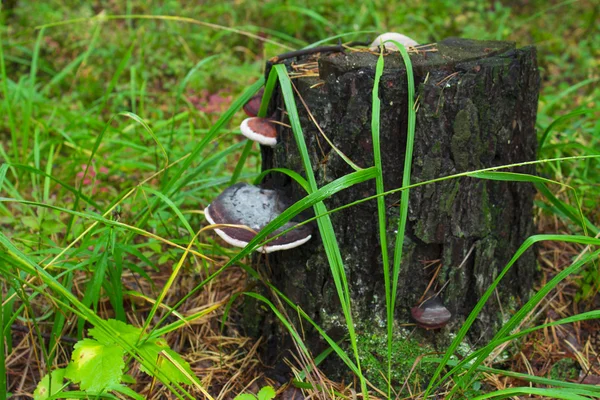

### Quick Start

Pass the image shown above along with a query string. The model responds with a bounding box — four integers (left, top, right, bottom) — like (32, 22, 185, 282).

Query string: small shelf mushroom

(240, 117, 278, 147)
(204, 182, 312, 253)
(243, 88, 264, 117)
(411, 296, 452, 330)
(370, 32, 419, 51)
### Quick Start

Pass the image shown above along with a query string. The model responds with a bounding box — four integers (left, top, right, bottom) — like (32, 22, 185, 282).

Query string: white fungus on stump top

(369, 32, 419, 51)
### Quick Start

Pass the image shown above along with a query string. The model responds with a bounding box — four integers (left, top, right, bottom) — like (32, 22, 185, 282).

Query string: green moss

(451, 99, 482, 170)
(421, 155, 441, 181)
(550, 358, 579, 381)
(357, 332, 437, 394)
(431, 141, 442, 155)
(475, 181, 493, 235)
(442, 181, 461, 214)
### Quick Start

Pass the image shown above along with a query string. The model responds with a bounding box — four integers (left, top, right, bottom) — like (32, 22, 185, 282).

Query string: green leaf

(40, 215, 66, 234)
(234, 394, 257, 400)
(109, 383, 145, 400)
(120, 374, 136, 384)
(33, 368, 66, 400)
(257, 386, 276, 400)
(138, 338, 194, 385)
(22, 216, 40, 230)
(89, 319, 141, 346)
(65, 339, 125, 392)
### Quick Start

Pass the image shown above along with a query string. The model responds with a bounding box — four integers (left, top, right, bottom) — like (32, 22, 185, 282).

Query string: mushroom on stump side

(241, 88, 279, 147)
(411, 296, 452, 330)
(243, 88, 265, 117)
(240, 117, 278, 147)
(204, 183, 312, 253)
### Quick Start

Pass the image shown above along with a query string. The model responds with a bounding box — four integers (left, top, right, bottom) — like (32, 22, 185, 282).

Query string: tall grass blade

(436, 358, 600, 393)
(535, 182, 598, 235)
(0, 233, 196, 398)
(538, 108, 600, 152)
(455, 246, 600, 394)
(152, 166, 377, 352)
(472, 387, 592, 400)
(77, 242, 109, 337)
(0, 24, 18, 164)
(22, 28, 45, 163)
(429, 309, 600, 390)
(0, 281, 6, 400)
(274, 63, 369, 397)
(159, 78, 264, 201)
(229, 140, 254, 185)
(370, 48, 395, 396)
(168, 55, 220, 155)
(41, 17, 102, 94)
(239, 263, 359, 375)
(381, 40, 417, 396)
(254, 168, 311, 193)
(424, 235, 600, 397)
(100, 40, 135, 111)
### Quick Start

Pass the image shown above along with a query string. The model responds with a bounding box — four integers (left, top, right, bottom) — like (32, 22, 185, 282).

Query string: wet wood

(245, 37, 540, 377)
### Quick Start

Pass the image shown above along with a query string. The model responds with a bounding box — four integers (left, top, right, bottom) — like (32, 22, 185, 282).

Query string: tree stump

(247, 38, 540, 375)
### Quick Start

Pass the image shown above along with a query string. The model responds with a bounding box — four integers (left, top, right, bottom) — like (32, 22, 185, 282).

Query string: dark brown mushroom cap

(243, 88, 264, 117)
(240, 117, 278, 147)
(411, 297, 452, 329)
(204, 183, 312, 253)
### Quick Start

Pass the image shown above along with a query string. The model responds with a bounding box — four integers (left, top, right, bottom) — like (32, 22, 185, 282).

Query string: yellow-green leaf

(257, 386, 276, 400)
(33, 368, 66, 400)
(89, 319, 141, 346)
(64, 339, 125, 392)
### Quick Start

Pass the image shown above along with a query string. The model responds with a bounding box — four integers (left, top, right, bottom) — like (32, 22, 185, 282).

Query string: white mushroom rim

(204, 206, 312, 253)
(240, 117, 277, 147)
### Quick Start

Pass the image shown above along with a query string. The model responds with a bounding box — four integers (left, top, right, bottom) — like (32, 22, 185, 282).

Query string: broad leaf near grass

(234, 385, 276, 400)
(33, 368, 66, 400)
(36, 318, 194, 396)
(64, 339, 125, 392)
(88, 318, 141, 346)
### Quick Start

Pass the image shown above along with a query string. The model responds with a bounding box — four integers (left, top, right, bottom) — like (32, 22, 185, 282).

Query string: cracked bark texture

(245, 38, 540, 372)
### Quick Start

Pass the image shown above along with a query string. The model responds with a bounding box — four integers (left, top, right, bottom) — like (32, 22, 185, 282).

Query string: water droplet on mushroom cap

(411, 297, 451, 329)
(204, 183, 312, 253)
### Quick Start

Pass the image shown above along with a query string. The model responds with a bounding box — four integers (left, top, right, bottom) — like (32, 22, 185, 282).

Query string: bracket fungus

(243, 88, 264, 117)
(411, 296, 452, 330)
(369, 32, 419, 51)
(240, 117, 278, 147)
(204, 183, 312, 253)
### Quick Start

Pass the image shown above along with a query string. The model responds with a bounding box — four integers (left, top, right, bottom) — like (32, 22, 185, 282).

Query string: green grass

(0, 0, 599, 398)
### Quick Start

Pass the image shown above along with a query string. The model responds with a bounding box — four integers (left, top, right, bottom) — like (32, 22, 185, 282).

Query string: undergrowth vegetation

(0, 0, 598, 399)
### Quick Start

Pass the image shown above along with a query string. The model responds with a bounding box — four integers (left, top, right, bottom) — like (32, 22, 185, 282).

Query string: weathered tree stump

(246, 38, 540, 375)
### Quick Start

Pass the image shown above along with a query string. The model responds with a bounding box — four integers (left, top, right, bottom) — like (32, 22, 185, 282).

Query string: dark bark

(245, 38, 540, 374)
